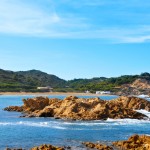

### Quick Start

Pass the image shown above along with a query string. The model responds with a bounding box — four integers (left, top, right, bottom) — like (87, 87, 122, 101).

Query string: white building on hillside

(96, 91, 111, 95)
(37, 86, 53, 92)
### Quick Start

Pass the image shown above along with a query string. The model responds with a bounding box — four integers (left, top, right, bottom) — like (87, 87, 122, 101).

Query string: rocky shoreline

(4, 95, 150, 120)
(5, 134, 150, 150)
(83, 134, 150, 150)
(4, 96, 150, 149)
(6, 144, 65, 150)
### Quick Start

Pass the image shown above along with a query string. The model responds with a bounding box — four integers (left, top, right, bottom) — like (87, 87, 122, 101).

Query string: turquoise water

(0, 95, 150, 149)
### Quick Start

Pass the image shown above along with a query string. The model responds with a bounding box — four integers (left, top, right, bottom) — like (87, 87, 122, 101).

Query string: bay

(0, 95, 150, 149)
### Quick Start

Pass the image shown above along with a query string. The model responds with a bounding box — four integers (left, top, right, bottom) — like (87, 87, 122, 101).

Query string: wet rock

(31, 144, 65, 150)
(113, 134, 150, 150)
(83, 142, 113, 150)
(6, 148, 24, 150)
(4, 106, 23, 112)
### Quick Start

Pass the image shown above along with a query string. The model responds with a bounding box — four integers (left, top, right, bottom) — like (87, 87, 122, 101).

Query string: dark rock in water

(113, 134, 150, 150)
(4, 106, 23, 112)
(6, 148, 24, 150)
(6, 144, 65, 150)
(4, 96, 150, 120)
(83, 142, 113, 150)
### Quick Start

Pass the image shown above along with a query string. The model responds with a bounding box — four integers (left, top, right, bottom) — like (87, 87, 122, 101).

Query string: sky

(0, 0, 150, 80)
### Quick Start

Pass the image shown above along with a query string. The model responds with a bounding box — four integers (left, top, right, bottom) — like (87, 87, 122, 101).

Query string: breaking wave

(0, 116, 150, 130)
(0, 121, 66, 129)
(136, 109, 150, 118)
(0, 109, 150, 129)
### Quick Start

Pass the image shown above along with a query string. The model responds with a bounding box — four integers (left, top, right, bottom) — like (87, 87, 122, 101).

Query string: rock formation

(6, 144, 65, 150)
(31, 144, 65, 150)
(4, 106, 23, 112)
(113, 134, 150, 150)
(4, 96, 150, 120)
(83, 142, 113, 150)
(5, 134, 150, 150)
(116, 78, 150, 96)
(83, 134, 150, 150)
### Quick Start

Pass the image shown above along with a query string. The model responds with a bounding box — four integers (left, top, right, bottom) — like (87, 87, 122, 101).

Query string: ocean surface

(0, 95, 150, 149)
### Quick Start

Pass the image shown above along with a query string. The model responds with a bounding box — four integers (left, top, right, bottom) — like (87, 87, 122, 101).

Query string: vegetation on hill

(67, 75, 139, 93)
(0, 69, 66, 92)
(0, 68, 150, 93)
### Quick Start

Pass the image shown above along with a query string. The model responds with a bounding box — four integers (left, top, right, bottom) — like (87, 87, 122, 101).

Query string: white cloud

(0, 0, 88, 37)
(0, 0, 150, 43)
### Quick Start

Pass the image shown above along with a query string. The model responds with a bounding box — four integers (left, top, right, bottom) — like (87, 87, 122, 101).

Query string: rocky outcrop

(83, 134, 150, 150)
(4, 106, 23, 112)
(108, 96, 150, 111)
(5, 144, 65, 150)
(113, 134, 150, 150)
(6, 148, 24, 150)
(83, 142, 113, 150)
(116, 78, 150, 96)
(132, 78, 150, 89)
(4, 96, 150, 120)
(22, 96, 50, 112)
(31, 144, 65, 150)
(4, 134, 150, 150)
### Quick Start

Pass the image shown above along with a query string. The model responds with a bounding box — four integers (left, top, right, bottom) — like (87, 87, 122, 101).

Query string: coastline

(0, 92, 114, 97)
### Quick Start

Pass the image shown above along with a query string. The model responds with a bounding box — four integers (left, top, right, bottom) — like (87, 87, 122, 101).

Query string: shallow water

(0, 95, 150, 149)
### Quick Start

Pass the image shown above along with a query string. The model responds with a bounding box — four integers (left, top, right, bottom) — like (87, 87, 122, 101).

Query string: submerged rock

(4, 96, 150, 120)
(113, 134, 150, 150)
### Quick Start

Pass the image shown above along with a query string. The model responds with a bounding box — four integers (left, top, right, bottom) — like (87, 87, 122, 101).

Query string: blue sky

(0, 0, 150, 80)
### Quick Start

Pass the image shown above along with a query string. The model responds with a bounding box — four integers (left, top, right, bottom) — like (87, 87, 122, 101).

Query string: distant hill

(0, 69, 66, 92)
(1, 68, 150, 95)
(67, 73, 150, 95)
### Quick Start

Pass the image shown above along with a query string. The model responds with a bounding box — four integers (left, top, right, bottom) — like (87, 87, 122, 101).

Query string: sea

(0, 95, 150, 150)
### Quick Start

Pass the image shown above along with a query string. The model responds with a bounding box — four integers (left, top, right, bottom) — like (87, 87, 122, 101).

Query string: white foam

(0, 121, 67, 129)
(62, 121, 107, 126)
(1, 116, 150, 130)
(136, 109, 150, 118)
(106, 118, 150, 125)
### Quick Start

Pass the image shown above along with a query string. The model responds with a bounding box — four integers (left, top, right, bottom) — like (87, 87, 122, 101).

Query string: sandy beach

(0, 92, 112, 97)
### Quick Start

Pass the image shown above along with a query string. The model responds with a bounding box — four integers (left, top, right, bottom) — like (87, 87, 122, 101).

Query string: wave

(0, 117, 150, 130)
(0, 121, 67, 129)
(136, 109, 150, 118)
(106, 118, 150, 125)
(1, 110, 150, 129)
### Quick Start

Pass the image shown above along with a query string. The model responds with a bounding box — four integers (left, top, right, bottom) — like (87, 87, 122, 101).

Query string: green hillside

(0, 69, 66, 92)
(0, 68, 150, 93)
(67, 73, 150, 93)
